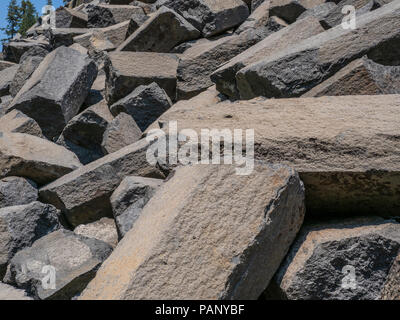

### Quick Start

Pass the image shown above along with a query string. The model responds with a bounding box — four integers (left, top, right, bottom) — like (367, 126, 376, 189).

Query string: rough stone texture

(110, 176, 162, 238)
(74, 217, 118, 248)
(210, 16, 324, 99)
(0, 65, 19, 97)
(55, 7, 88, 28)
(39, 138, 166, 228)
(0, 176, 38, 209)
(19, 45, 50, 63)
(47, 28, 92, 48)
(320, 0, 377, 29)
(9, 56, 43, 97)
(2, 40, 49, 63)
(4, 229, 113, 300)
(118, 6, 200, 53)
(0, 96, 12, 117)
(0, 110, 44, 138)
(269, 0, 326, 23)
(0, 132, 82, 186)
(74, 20, 137, 50)
(101, 113, 143, 154)
(302, 56, 400, 97)
(0, 61, 16, 72)
(110, 82, 172, 131)
(0, 201, 61, 278)
(87, 4, 146, 28)
(7, 46, 97, 140)
(0, 283, 32, 300)
(80, 163, 305, 300)
(161, 0, 250, 37)
(57, 101, 114, 164)
(235, 0, 275, 34)
(296, 2, 337, 21)
(177, 22, 288, 100)
(151, 89, 400, 217)
(265, 218, 400, 300)
(104, 52, 178, 104)
(381, 253, 400, 300)
(236, 1, 400, 100)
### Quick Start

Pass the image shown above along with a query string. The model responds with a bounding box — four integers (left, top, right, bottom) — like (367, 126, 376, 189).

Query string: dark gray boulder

(0, 176, 38, 209)
(9, 56, 44, 97)
(0, 64, 19, 97)
(109, 82, 172, 131)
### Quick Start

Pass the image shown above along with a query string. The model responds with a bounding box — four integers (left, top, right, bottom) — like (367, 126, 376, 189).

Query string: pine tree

(18, 0, 37, 37)
(47, 0, 53, 5)
(1, 0, 21, 41)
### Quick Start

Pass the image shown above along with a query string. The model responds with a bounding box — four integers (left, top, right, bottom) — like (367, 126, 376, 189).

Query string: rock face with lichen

(0, 0, 399, 301)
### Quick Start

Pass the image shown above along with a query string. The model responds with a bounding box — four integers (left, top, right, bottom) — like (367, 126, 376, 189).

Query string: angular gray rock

(152, 89, 400, 217)
(177, 22, 288, 100)
(47, 28, 91, 48)
(302, 56, 400, 97)
(0, 176, 38, 209)
(87, 4, 146, 28)
(101, 113, 143, 154)
(109, 82, 172, 131)
(0, 110, 44, 138)
(2, 40, 49, 63)
(55, 7, 88, 28)
(235, 0, 276, 34)
(0, 283, 32, 300)
(7, 46, 97, 140)
(0, 201, 61, 278)
(296, 2, 337, 21)
(160, 0, 250, 37)
(57, 100, 114, 164)
(265, 218, 400, 300)
(80, 163, 305, 299)
(0, 61, 15, 72)
(104, 52, 178, 104)
(4, 229, 113, 300)
(0, 132, 82, 185)
(39, 138, 166, 228)
(110, 176, 162, 238)
(0, 64, 19, 97)
(210, 16, 324, 99)
(19, 45, 50, 63)
(74, 217, 119, 248)
(9, 56, 43, 97)
(236, 1, 400, 99)
(117, 6, 200, 53)
(268, 0, 325, 23)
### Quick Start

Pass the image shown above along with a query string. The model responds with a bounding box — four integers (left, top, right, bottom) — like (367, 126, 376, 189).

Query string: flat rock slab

(74, 217, 119, 248)
(9, 56, 44, 97)
(236, 1, 400, 99)
(7, 46, 97, 140)
(4, 229, 113, 300)
(39, 138, 165, 228)
(117, 6, 200, 53)
(55, 7, 88, 28)
(211, 16, 324, 99)
(0, 201, 61, 278)
(0, 132, 82, 186)
(0, 176, 38, 209)
(0, 61, 16, 72)
(265, 218, 400, 300)
(2, 40, 49, 63)
(80, 163, 305, 300)
(302, 56, 400, 97)
(0, 109, 44, 138)
(269, 0, 326, 23)
(87, 4, 146, 28)
(104, 52, 178, 104)
(151, 89, 400, 217)
(0, 64, 19, 97)
(161, 0, 250, 37)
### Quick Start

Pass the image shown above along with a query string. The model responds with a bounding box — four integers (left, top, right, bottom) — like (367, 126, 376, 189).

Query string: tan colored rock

(39, 138, 165, 227)
(210, 16, 324, 98)
(0, 132, 82, 185)
(0, 283, 32, 300)
(74, 217, 119, 248)
(269, 0, 326, 23)
(302, 56, 400, 97)
(80, 163, 305, 300)
(0, 109, 44, 138)
(150, 89, 400, 216)
(381, 254, 400, 300)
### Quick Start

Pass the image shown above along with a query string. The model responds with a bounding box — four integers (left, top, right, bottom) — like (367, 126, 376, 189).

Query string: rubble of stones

(0, 0, 399, 300)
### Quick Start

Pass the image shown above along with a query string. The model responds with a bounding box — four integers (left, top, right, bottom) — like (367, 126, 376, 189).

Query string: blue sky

(1, 0, 64, 49)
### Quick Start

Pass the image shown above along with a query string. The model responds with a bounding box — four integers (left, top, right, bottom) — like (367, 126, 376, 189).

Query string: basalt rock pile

(0, 0, 399, 300)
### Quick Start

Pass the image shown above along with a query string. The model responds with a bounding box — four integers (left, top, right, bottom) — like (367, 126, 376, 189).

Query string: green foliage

(1, 0, 21, 41)
(19, 0, 38, 36)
